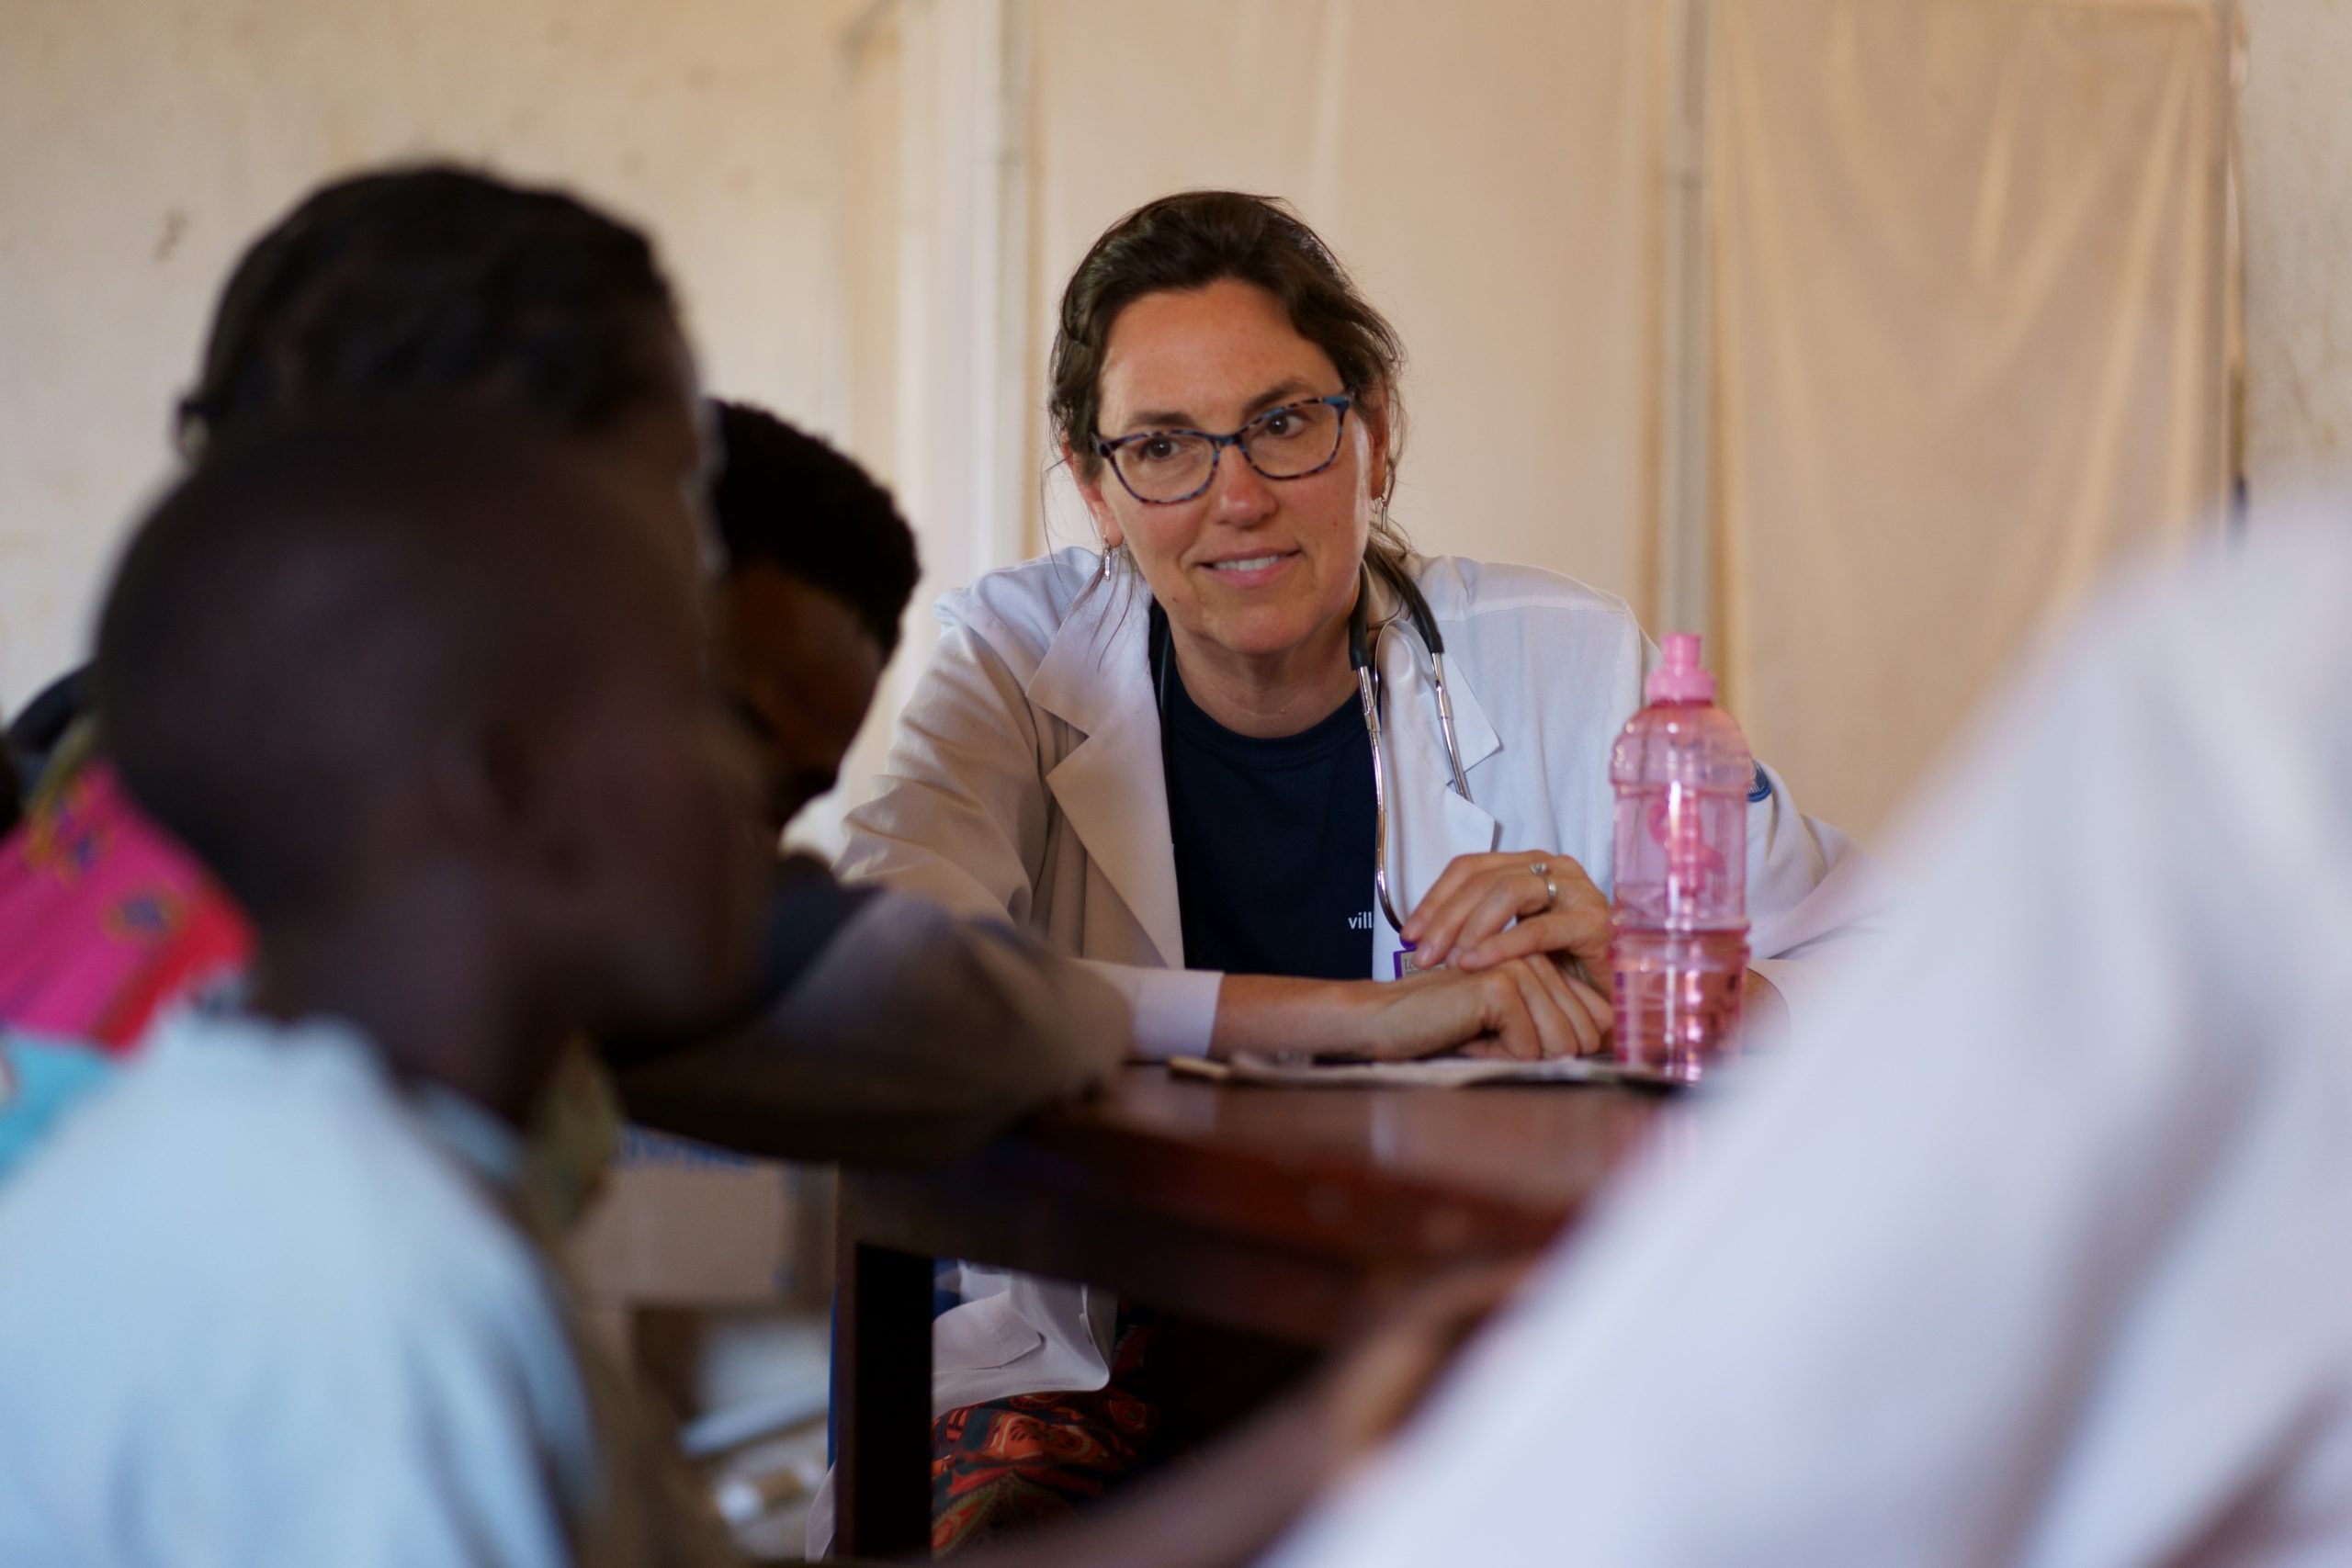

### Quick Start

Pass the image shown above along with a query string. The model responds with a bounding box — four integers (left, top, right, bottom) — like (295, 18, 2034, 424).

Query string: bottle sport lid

(1645, 632, 1717, 704)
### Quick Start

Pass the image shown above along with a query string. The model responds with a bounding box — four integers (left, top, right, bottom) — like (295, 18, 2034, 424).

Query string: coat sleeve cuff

(1080, 961, 1222, 1060)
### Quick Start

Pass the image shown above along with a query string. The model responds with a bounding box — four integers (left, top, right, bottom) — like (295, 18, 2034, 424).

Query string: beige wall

(0, 0, 1678, 847)
(2240, 0, 2352, 499)
(1024, 0, 1663, 609)
(1711, 0, 2233, 840)
(0, 0, 875, 714)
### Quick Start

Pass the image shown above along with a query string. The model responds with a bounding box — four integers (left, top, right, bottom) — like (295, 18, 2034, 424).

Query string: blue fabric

(0, 1010, 597, 1568)
(1161, 661, 1376, 980)
(0, 1032, 118, 1185)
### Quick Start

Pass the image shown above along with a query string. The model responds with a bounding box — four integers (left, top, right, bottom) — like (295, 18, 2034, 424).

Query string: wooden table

(831, 1065, 1668, 1557)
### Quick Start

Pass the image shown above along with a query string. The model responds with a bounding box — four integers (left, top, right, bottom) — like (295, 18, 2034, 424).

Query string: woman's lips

(1199, 550, 1299, 586)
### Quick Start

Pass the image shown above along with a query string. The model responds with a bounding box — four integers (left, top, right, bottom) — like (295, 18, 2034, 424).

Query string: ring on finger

(1527, 859, 1557, 910)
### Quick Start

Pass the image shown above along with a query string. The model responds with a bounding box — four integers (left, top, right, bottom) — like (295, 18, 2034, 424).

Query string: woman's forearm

(1211, 971, 1496, 1061)
(1213, 962, 1609, 1065)
(1209, 973, 1386, 1059)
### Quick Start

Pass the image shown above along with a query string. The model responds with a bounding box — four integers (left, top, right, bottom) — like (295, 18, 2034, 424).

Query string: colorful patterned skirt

(928, 1313, 1162, 1553)
(927, 1308, 1316, 1554)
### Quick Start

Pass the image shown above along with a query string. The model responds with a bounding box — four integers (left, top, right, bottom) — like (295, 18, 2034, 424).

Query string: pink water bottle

(1610, 634, 1750, 1082)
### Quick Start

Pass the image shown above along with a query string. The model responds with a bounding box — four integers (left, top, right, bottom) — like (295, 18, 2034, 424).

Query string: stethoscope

(1148, 553, 1474, 938)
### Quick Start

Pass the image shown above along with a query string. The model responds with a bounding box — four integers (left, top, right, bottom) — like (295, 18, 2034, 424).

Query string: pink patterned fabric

(0, 760, 251, 1053)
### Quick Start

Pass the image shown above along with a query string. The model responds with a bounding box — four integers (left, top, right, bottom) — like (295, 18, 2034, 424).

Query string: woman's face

(1077, 279, 1387, 671)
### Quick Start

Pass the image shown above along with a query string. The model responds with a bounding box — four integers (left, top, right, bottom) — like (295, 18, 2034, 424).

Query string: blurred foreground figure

(0, 420, 762, 1566)
(0, 164, 1126, 1187)
(1256, 505, 2352, 1565)
(0, 163, 699, 1168)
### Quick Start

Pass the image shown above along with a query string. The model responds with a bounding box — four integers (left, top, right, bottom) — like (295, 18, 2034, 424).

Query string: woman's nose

(1208, 446, 1278, 523)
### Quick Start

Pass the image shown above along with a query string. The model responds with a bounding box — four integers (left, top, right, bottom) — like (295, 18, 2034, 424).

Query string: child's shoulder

(0, 1014, 558, 1354)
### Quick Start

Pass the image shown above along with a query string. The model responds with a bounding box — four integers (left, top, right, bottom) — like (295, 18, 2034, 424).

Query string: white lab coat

(1263, 511, 2352, 1567)
(835, 546, 1884, 1420)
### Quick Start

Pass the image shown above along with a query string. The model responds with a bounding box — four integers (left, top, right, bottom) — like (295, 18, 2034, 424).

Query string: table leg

(833, 1237, 933, 1559)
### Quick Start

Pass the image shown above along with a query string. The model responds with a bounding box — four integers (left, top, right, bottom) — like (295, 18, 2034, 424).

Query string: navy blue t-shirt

(1160, 660, 1377, 980)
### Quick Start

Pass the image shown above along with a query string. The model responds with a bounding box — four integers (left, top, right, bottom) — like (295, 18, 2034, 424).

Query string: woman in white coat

(833, 190, 1880, 1547)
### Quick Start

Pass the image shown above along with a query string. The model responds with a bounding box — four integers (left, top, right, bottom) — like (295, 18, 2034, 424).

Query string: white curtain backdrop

(1708, 0, 2233, 837)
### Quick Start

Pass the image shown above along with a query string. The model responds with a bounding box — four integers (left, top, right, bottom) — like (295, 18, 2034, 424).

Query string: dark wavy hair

(1047, 190, 1410, 559)
(176, 164, 684, 456)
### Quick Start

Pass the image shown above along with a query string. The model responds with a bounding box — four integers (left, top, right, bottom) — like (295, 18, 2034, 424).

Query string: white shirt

(0, 1009, 599, 1568)
(1265, 510, 2352, 1568)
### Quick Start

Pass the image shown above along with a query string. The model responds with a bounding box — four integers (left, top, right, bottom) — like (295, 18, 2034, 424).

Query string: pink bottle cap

(1646, 633, 1717, 704)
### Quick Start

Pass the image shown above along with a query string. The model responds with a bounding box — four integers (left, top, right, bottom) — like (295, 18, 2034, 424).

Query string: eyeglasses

(1095, 394, 1354, 505)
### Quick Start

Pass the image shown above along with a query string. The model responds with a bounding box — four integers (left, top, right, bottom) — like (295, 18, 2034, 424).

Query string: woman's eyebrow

(1116, 405, 1197, 434)
(1115, 378, 1315, 435)
(1239, 378, 1316, 418)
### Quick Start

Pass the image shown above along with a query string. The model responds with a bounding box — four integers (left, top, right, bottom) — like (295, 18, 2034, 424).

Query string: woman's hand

(1402, 849, 1611, 972)
(1396, 850, 1615, 1052)
(1214, 962, 1602, 1062)
(1362, 959, 1602, 1061)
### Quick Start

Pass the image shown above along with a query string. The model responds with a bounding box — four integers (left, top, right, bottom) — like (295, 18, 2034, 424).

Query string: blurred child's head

(97, 417, 768, 1049)
(708, 400, 919, 829)
(178, 164, 711, 562)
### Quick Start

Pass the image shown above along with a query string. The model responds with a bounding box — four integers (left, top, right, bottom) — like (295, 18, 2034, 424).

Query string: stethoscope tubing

(1352, 560, 1473, 931)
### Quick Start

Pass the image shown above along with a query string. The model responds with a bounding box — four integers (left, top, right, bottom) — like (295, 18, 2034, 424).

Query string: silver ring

(1529, 858, 1548, 878)
(1542, 877, 1558, 910)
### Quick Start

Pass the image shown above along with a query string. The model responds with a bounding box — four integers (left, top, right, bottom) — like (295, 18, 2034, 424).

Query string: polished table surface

(833, 1064, 1671, 1556)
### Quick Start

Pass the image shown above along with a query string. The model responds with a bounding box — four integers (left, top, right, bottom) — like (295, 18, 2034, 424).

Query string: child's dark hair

(710, 400, 920, 657)
(1048, 190, 1409, 547)
(98, 415, 658, 923)
(177, 164, 683, 456)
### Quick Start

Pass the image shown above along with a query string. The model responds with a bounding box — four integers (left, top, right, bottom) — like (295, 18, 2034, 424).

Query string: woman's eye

(1260, 411, 1298, 438)
(1138, 437, 1182, 464)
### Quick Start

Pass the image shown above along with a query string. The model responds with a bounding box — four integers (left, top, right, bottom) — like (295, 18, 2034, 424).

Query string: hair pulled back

(1048, 191, 1410, 558)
